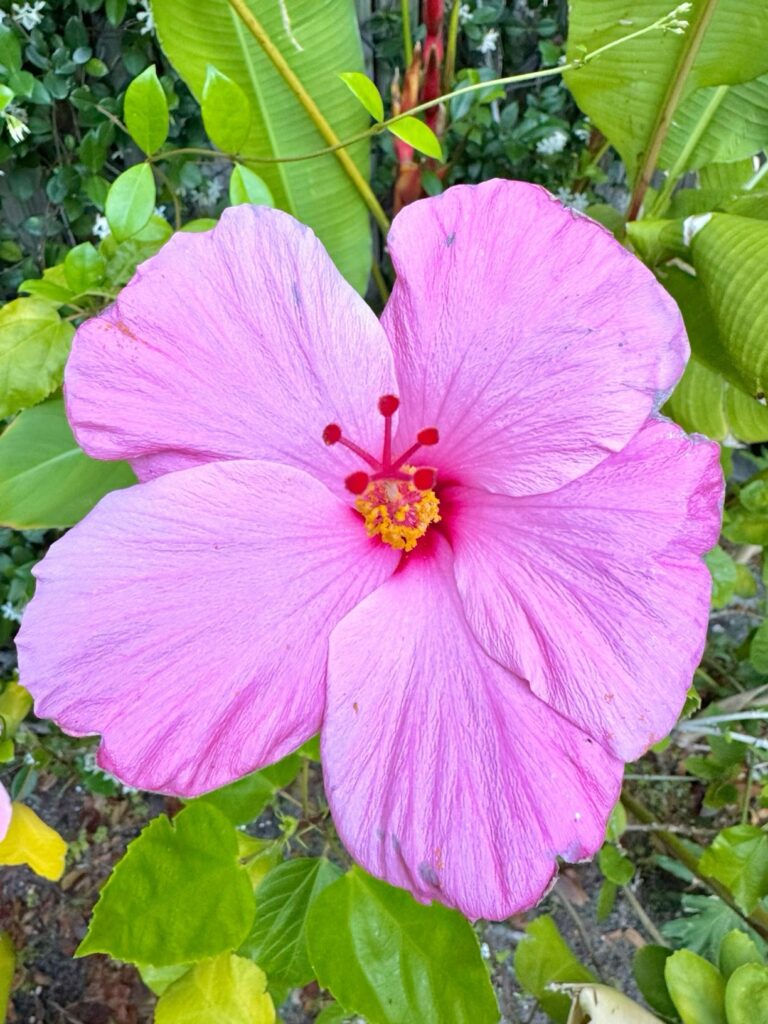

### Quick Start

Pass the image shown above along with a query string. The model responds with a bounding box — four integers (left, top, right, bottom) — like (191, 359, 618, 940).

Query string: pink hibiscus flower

(17, 180, 722, 920)
(0, 784, 10, 841)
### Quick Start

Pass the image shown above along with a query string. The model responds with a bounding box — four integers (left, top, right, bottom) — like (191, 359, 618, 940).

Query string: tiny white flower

(480, 941, 492, 960)
(556, 187, 589, 213)
(154, 204, 167, 218)
(92, 213, 111, 240)
(458, 3, 472, 24)
(478, 27, 499, 55)
(135, 0, 155, 35)
(536, 129, 568, 156)
(5, 114, 29, 144)
(1, 601, 23, 623)
(205, 177, 224, 203)
(574, 124, 590, 143)
(0, 10, 7, 25)
(11, 1, 46, 31)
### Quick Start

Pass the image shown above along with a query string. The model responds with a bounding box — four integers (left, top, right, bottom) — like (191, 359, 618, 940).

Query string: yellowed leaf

(0, 802, 67, 880)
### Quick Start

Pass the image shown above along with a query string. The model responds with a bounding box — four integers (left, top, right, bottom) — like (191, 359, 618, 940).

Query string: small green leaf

(78, 803, 255, 966)
(63, 242, 106, 294)
(123, 65, 169, 155)
(0, 27, 22, 74)
(240, 858, 341, 988)
(228, 165, 275, 207)
(514, 915, 595, 1024)
(595, 879, 617, 922)
(725, 963, 768, 1024)
(105, 163, 156, 242)
(719, 929, 763, 979)
(307, 868, 498, 1024)
(0, 84, 13, 111)
(339, 71, 384, 121)
(154, 953, 275, 1024)
(0, 297, 73, 419)
(699, 825, 768, 914)
(605, 801, 627, 842)
(633, 945, 677, 1019)
(202, 66, 252, 153)
(598, 844, 635, 886)
(665, 949, 726, 1024)
(705, 546, 738, 609)
(750, 619, 768, 674)
(0, 398, 135, 529)
(389, 115, 443, 159)
(193, 754, 299, 826)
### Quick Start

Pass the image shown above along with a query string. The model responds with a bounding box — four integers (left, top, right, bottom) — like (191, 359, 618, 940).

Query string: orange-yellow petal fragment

(356, 475, 440, 552)
(0, 802, 67, 880)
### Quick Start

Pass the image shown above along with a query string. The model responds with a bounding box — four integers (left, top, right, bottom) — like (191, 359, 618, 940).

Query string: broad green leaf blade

(228, 165, 275, 207)
(389, 115, 443, 159)
(565, 1, 768, 182)
(152, 0, 372, 293)
(660, 76, 768, 172)
(724, 384, 768, 442)
(0, 298, 73, 418)
(0, 398, 135, 529)
(719, 929, 763, 979)
(192, 753, 300, 825)
(123, 65, 169, 155)
(665, 355, 728, 440)
(202, 65, 252, 152)
(63, 242, 106, 294)
(514, 915, 595, 1024)
(664, 949, 726, 1024)
(339, 71, 384, 121)
(724, 963, 768, 1024)
(633, 945, 677, 1019)
(240, 858, 341, 987)
(699, 825, 768, 914)
(155, 953, 275, 1024)
(306, 869, 499, 1024)
(105, 163, 157, 242)
(78, 803, 255, 966)
(693, 214, 768, 396)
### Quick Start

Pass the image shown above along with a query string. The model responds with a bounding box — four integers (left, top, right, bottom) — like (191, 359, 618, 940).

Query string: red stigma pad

(323, 423, 341, 445)
(378, 394, 400, 417)
(345, 471, 370, 495)
(417, 427, 439, 446)
(413, 467, 436, 491)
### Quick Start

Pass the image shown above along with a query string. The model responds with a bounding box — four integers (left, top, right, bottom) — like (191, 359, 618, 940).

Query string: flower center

(323, 395, 441, 553)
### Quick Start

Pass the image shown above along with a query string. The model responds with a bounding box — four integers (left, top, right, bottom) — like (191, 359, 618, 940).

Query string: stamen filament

(336, 435, 381, 470)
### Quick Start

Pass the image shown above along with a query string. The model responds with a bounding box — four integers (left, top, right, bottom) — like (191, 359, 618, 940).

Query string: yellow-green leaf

(228, 165, 274, 207)
(389, 115, 443, 159)
(202, 65, 252, 153)
(0, 297, 73, 418)
(155, 954, 275, 1024)
(105, 163, 156, 242)
(339, 71, 383, 121)
(123, 65, 169, 155)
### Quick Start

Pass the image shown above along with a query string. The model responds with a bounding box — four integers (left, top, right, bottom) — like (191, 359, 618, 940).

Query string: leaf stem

(627, 0, 720, 221)
(224, 0, 390, 233)
(649, 83, 729, 218)
(401, 0, 413, 67)
(621, 788, 768, 941)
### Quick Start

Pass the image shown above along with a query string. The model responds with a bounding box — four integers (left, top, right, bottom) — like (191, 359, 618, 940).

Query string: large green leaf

(692, 214, 768, 396)
(725, 963, 768, 1024)
(152, 0, 371, 293)
(240, 857, 341, 987)
(0, 397, 135, 529)
(660, 76, 768, 171)
(78, 803, 255, 966)
(514, 915, 595, 1024)
(0, 298, 73, 418)
(665, 949, 726, 1024)
(699, 826, 768, 915)
(306, 868, 499, 1024)
(565, 1, 768, 182)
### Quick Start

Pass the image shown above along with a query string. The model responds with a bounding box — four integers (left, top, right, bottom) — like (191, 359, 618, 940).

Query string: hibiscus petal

(449, 418, 723, 762)
(0, 784, 10, 841)
(323, 534, 622, 921)
(65, 206, 395, 493)
(17, 461, 398, 795)
(382, 179, 687, 496)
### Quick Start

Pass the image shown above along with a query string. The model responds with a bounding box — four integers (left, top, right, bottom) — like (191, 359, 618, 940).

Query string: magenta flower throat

(17, 180, 723, 920)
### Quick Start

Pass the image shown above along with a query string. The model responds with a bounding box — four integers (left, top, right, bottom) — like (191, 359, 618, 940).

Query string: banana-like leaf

(151, 0, 372, 293)
(693, 214, 768, 396)
(660, 76, 768, 172)
(565, 0, 768, 182)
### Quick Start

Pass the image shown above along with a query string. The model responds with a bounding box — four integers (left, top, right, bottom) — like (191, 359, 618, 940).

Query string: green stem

(401, 0, 413, 67)
(443, 0, 461, 92)
(621, 789, 768, 941)
(649, 83, 728, 217)
(628, 0, 720, 221)
(225, 0, 390, 234)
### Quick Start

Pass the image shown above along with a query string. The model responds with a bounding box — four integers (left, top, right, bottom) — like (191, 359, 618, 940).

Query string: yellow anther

(355, 475, 440, 553)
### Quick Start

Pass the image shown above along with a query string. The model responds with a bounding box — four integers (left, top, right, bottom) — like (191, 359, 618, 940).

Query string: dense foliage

(1, 1, 768, 1022)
